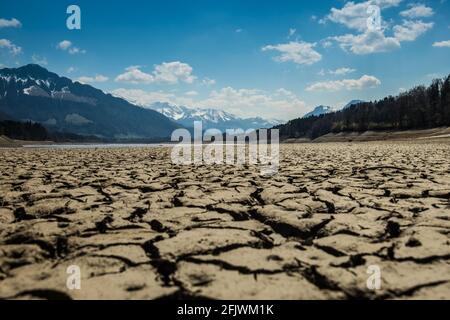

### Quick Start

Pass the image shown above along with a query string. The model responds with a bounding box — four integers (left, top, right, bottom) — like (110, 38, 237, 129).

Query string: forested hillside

(277, 75, 450, 139)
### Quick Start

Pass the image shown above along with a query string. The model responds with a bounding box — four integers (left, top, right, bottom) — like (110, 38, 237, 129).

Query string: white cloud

(57, 40, 86, 54)
(262, 41, 322, 65)
(31, 54, 48, 65)
(68, 47, 86, 55)
(67, 67, 76, 73)
(328, 1, 374, 32)
(393, 20, 434, 41)
(326, 1, 433, 55)
(329, 67, 356, 75)
(153, 61, 196, 84)
(326, 0, 402, 32)
(112, 87, 308, 120)
(321, 40, 333, 48)
(433, 40, 450, 47)
(112, 89, 176, 106)
(202, 77, 216, 86)
(0, 39, 22, 55)
(115, 61, 197, 85)
(306, 75, 381, 92)
(57, 40, 72, 50)
(333, 30, 400, 54)
(0, 18, 22, 28)
(185, 90, 198, 96)
(196, 87, 307, 119)
(400, 4, 434, 18)
(76, 75, 109, 84)
(115, 66, 154, 84)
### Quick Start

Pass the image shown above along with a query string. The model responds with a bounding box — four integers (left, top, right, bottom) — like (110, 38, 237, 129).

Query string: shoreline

(2, 127, 450, 148)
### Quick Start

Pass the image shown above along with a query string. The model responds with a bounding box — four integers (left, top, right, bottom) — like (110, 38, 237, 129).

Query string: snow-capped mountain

(152, 102, 235, 124)
(108, 97, 282, 130)
(150, 102, 282, 130)
(303, 105, 334, 118)
(343, 100, 366, 109)
(0, 64, 179, 139)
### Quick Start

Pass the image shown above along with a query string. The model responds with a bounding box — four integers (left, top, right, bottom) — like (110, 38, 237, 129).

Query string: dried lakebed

(0, 142, 449, 300)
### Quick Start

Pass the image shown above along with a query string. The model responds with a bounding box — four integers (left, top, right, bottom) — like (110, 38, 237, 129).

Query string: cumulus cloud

(262, 41, 322, 65)
(115, 66, 153, 84)
(0, 18, 22, 28)
(326, 0, 402, 32)
(115, 62, 197, 85)
(306, 75, 381, 92)
(332, 30, 400, 54)
(153, 61, 196, 84)
(0, 39, 22, 55)
(112, 87, 307, 120)
(393, 20, 434, 42)
(400, 4, 434, 18)
(433, 40, 450, 48)
(31, 54, 48, 65)
(76, 75, 109, 84)
(325, 0, 433, 55)
(57, 40, 86, 54)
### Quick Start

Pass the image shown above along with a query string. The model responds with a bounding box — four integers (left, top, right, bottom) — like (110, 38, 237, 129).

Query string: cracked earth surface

(0, 142, 449, 300)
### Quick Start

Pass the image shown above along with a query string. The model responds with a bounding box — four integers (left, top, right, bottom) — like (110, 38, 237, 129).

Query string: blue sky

(1, 0, 450, 120)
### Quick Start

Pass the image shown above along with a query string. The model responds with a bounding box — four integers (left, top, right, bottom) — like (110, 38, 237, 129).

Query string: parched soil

(0, 142, 449, 300)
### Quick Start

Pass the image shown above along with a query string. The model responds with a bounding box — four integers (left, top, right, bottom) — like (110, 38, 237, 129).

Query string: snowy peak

(0, 64, 179, 139)
(148, 102, 281, 130)
(343, 100, 366, 109)
(303, 105, 334, 118)
(0, 64, 87, 102)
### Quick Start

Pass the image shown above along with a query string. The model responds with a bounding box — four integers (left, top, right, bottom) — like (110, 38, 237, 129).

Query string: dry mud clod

(0, 143, 449, 299)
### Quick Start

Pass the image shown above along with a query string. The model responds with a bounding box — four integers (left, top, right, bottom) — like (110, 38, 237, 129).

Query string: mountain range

(111, 98, 283, 131)
(302, 100, 366, 119)
(0, 64, 283, 140)
(0, 64, 179, 139)
(0, 64, 379, 142)
(150, 102, 283, 131)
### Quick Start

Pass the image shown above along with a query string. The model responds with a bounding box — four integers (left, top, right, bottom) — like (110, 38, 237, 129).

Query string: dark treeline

(0, 120, 103, 142)
(277, 74, 450, 139)
(0, 119, 168, 143)
(0, 120, 49, 141)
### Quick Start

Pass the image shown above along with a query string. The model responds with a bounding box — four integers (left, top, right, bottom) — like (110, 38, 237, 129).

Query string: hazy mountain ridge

(0, 64, 179, 139)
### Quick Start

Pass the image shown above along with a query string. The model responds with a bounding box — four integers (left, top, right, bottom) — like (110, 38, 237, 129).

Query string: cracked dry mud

(0, 142, 449, 300)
